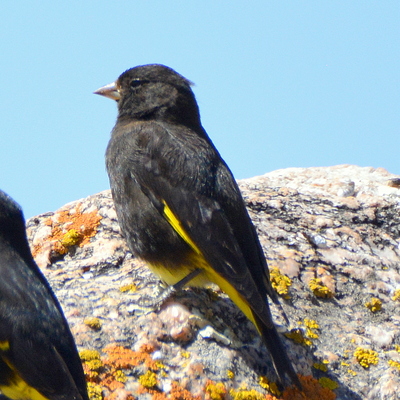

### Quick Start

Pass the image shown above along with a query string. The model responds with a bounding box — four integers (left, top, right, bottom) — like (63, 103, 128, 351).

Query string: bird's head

(94, 64, 201, 128)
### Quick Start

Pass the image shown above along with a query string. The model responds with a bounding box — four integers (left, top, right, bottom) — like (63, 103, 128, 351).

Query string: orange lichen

(140, 343, 156, 353)
(32, 204, 102, 257)
(102, 344, 159, 371)
(102, 345, 142, 369)
(105, 391, 135, 400)
(80, 346, 334, 400)
(170, 382, 201, 400)
(82, 343, 165, 399)
(151, 393, 168, 400)
(101, 375, 125, 392)
(282, 375, 336, 400)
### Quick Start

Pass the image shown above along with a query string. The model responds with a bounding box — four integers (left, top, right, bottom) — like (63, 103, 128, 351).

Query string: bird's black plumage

(0, 190, 89, 400)
(95, 64, 300, 388)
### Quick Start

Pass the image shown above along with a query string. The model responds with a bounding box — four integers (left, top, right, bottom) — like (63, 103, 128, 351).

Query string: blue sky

(1, 1, 399, 218)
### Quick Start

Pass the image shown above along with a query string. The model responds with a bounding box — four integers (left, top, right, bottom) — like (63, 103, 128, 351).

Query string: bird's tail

(254, 314, 302, 390)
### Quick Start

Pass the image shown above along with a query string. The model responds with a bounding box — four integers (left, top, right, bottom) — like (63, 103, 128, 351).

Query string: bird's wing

(0, 253, 84, 400)
(1, 327, 82, 400)
(126, 122, 275, 329)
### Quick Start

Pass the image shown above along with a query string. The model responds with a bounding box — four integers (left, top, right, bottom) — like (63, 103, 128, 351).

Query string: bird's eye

(130, 79, 142, 89)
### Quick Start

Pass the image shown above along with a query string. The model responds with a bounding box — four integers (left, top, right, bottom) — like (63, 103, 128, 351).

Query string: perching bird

(0, 190, 89, 400)
(95, 64, 300, 388)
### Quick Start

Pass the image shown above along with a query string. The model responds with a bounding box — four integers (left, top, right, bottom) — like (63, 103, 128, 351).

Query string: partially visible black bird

(0, 190, 89, 400)
(95, 64, 300, 388)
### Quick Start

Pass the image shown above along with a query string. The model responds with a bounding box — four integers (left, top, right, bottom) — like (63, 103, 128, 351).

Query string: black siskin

(0, 190, 89, 400)
(95, 64, 300, 388)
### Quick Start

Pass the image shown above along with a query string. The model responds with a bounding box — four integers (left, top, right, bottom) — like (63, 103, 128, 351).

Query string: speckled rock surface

(25, 165, 400, 400)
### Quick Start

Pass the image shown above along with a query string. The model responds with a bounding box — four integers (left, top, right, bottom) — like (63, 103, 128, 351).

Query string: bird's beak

(93, 81, 121, 101)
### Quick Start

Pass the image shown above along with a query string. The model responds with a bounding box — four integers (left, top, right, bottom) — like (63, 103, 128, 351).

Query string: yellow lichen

(61, 229, 83, 247)
(258, 376, 281, 396)
(32, 205, 102, 257)
(180, 351, 190, 359)
(85, 359, 103, 371)
(138, 371, 158, 389)
(365, 297, 382, 312)
(340, 362, 350, 367)
(318, 377, 338, 390)
(313, 362, 328, 372)
(270, 268, 292, 298)
(229, 388, 265, 400)
(119, 283, 137, 293)
(285, 328, 312, 346)
(304, 318, 319, 330)
(114, 370, 127, 383)
(347, 369, 357, 376)
(306, 328, 319, 340)
(392, 289, 400, 301)
(286, 318, 319, 346)
(388, 360, 400, 371)
(87, 382, 103, 400)
(354, 347, 378, 368)
(159, 370, 168, 378)
(82, 350, 103, 382)
(80, 350, 101, 361)
(154, 362, 166, 370)
(395, 344, 400, 352)
(205, 381, 227, 400)
(308, 278, 334, 298)
(84, 318, 102, 330)
(226, 370, 234, 380)
(302, 319, 319, 340)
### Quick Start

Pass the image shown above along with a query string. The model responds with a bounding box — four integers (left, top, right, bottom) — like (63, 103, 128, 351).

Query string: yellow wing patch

(161, 200, 261, 334)
(162, 200, 201, 255)
(0, 356, 49, 400)
(0, 341, 10, 351)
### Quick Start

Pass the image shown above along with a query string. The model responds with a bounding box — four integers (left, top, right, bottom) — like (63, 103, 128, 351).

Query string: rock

(26, 165, 400, 400)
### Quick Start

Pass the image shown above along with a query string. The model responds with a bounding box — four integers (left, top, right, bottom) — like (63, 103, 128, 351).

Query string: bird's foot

(137, 268, 202, 309)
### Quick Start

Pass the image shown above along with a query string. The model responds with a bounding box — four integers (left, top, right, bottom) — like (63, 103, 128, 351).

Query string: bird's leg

(138, 268, 202, 308)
